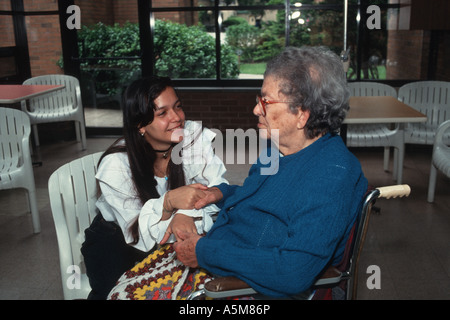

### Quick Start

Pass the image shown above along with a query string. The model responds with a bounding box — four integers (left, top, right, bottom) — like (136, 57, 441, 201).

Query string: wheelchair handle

(376, 184, 411, 199)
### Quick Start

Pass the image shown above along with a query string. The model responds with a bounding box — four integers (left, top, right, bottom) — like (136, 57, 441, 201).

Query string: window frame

(138, 0, 406, 88)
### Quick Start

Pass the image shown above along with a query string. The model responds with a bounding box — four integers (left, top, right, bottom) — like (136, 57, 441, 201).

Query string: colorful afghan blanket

(108, 244, 213, 300)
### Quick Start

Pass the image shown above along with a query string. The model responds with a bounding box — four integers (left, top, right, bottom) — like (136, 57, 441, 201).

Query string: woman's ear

(297, 109, 310, 130)
(138, 127, 146, 136)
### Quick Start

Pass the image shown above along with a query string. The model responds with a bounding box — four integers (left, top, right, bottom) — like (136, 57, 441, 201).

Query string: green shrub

(154, 20, 239, 78)
(61, 20, 239, 93)
(225, 22, 261, 63)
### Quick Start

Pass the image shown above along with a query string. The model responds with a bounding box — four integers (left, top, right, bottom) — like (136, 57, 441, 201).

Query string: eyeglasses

(256, 95, 293, 116)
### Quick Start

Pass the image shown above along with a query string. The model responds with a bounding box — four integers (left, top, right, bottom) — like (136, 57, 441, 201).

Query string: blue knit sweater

(196, 133, 368, 297)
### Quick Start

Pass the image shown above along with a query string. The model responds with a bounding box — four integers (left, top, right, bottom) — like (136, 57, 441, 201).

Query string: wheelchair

(187, 184, 411, 300)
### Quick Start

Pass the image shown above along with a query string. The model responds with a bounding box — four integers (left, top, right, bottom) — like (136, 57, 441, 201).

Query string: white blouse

(95, 121, 228, 252)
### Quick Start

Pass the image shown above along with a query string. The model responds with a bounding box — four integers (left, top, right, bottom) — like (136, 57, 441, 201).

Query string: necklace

(154, 145, 173, 159)
(154, 166, 168, 181)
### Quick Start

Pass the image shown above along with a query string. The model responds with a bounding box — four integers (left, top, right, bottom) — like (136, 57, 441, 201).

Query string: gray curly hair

(264, 46, 350, 139)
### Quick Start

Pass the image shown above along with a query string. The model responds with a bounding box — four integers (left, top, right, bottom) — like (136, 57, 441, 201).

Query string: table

(0, 84, 65, 166)
(345, 96, 427, 124)
(342, 96, 427, 184)
(0, 84, 64, 104)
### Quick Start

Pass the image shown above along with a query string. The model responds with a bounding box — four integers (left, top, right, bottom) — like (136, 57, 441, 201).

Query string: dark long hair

(98, 76, 185, 245)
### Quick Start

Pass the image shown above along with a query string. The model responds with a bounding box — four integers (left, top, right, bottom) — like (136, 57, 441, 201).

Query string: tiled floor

(1, 136, 449, 300)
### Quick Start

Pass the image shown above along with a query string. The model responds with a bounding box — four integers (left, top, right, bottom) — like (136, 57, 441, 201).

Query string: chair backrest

(0, 108, 31, 180)
(348, 82, 397, 98)
(22, 74, 81, 112)
(398, 81, 450, 131)
(48, 152, 103, 298)
(433, 120, 450, 173)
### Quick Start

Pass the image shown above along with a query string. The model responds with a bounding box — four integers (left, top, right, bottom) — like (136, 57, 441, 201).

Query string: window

(137, 0, 421, 86)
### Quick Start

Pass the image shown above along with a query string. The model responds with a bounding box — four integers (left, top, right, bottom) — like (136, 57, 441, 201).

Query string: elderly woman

(174, 46, 368, 298)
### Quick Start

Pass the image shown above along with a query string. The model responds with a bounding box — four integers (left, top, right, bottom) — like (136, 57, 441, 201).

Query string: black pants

(81, 214, 153, 300)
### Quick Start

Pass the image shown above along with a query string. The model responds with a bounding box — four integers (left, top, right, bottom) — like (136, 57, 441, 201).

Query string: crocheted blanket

(108, 244, 212, 300)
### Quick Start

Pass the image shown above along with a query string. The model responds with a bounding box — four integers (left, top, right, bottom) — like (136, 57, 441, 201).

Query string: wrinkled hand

(166, 184, 209, 211)
(160, 214, 197, 245)
(194, 187, 223, 209)
(173, 231, 202, 268)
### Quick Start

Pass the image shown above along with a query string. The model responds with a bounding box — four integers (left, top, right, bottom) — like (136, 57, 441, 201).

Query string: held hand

(194, 187, 223, 209)
(160, 214, 197, 245)
(173, 231, 201, 268)
(165, 184, 208, 211)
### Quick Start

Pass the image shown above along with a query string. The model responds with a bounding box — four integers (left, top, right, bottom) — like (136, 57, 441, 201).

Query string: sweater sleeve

(196, 164, 366, 297)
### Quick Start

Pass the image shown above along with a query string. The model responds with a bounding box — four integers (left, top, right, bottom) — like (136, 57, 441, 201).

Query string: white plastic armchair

(398, 81, 450, 146)
(21, 74, 87, 150)
(427, 120, 450, 203)
(48, 152, 103, 299)
(0, 107, 40, 233)
(347, 82, 403, 180)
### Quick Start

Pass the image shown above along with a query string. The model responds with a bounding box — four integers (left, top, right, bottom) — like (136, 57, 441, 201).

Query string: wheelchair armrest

(202, 266, 342, 299)
(314, 266, 342, 287)
(204, 276, 257, 298)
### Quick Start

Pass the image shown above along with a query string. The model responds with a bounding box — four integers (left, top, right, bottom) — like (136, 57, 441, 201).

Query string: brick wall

(37, 89, 261, 144)
(386, 30, 430, 80)
(26, 15, 63, 76)
(76, 0, 125, 25)
(178, 89, 259, 132)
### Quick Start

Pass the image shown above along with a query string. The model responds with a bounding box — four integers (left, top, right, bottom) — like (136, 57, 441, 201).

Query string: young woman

(81, 76, 227, 299)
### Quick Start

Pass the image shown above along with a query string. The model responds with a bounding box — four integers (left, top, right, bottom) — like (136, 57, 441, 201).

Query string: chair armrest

(202, 266, 343, 299)
(204, 276, 257, 299)
(313, 266, 342, 287)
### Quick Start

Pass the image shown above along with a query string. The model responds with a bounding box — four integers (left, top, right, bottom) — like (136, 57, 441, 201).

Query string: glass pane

(77, 2, 140, 128)
(152, 12, 219, 79)
(152, 0, 198, 8)
(347, 7, 388, 80)
(221, 9, 284, 79)
(0, 56, 17, 78)
(219, 0, 277, 7)
(385, 7, 422, 80)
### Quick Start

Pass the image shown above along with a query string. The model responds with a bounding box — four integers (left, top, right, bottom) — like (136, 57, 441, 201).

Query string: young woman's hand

(164, 183, 208, 212)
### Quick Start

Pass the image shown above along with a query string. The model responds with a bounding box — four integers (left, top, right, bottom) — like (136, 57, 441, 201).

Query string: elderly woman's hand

(173, 231, 202, 268)
(160, 213, 197, 245)
(194, 187, 223, 209)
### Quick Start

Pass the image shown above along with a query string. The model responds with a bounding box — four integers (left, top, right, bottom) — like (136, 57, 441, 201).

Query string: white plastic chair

(21, 74, 87, 150)
(48, 152, 103, 299)
(398, 81, 450, 146)
(0, 107, 40, 233)
(427, 120, 450, 203)
(346, 82, 403, 181)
